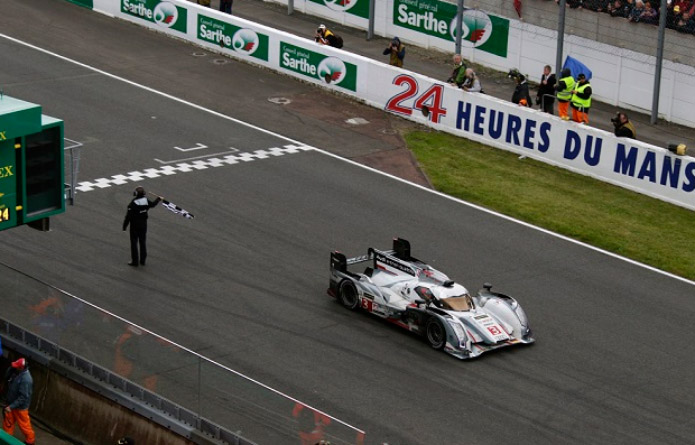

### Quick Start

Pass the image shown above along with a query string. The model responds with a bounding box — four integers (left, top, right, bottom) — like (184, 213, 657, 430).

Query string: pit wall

(82, 0, 695, 210)
(0, 348, 199, 445)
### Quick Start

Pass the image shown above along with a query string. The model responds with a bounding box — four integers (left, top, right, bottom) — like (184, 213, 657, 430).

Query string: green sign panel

(393, 0, 509, 57)
(307, 0, 369, 19)
(121, 0, 188, 33)
(0, 140, 17, 231)
(66, 0, 94, 8)
(0, 96, 64, 232)
(279, 42, 357, 92)
(197, 15, 270, 61)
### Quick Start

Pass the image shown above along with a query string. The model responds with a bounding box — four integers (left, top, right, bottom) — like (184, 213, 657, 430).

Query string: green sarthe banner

(121, 0, 188, 34)
(197, 15, 270, 62)
(307, 0, 369, 19)
(65, 0, 93, 8)
(393, 0, 509, 57)
(279, 42, 357, 92)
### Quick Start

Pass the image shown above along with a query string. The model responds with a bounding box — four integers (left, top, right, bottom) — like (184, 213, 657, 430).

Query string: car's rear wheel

(426, 318, 446, 350)
(339, 280, 359, 310)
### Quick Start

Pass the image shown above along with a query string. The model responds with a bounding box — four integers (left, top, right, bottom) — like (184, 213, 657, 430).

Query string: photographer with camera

(447, 54, 467, 88)
(315, 24, 343, 48)
(509, 69, 532, 107)
(383, 37, 406, 67)
(612, 112, 637, 139)
(461, 68, 483, 93)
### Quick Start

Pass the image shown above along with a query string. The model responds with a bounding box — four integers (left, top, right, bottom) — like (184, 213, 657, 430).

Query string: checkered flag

(161, 199, 194, 219)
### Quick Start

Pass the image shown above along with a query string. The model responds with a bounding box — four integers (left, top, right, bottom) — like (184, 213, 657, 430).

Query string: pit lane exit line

(3, 33, 693, 288)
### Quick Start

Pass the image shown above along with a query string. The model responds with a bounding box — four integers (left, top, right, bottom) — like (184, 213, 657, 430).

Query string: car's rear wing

(331, 238, 418, 275)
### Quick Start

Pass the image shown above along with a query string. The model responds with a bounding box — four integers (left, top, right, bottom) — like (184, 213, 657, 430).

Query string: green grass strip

(406, 129, 695, 280)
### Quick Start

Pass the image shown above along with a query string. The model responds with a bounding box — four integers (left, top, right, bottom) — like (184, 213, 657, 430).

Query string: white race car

(328, 238, 535, 359)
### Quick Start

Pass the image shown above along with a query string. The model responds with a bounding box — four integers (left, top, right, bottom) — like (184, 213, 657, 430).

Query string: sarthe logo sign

(279, 42, 357, 92)
(393, 0, 508, 57)
(198, 15, 270, 61)
(122, 0, 188, 33)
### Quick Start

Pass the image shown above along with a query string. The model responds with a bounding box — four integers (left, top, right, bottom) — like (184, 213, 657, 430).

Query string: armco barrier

(0, 261, 365, 445)
(83, 0, 695, 210)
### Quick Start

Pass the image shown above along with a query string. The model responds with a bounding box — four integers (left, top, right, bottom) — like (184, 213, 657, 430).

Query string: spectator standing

(608, 0, 633, 17)
(447, 54, 467, 88)
(628, 0, 645, 21)
(461, 68, 483, 92)
(315, 25, 343, 48)
(123, 186, 162, 267)
(2, 358, 35, 445)
(556, 68, 575, 120)
(612, 112, 637, 138)
(571, 73, 592, 124)
(511, 74, 532, 107)
(676, 10, 695, 31)
(537, 65, 556, 114)
(220, 0, 232, 14)
(639, 1, 659, 23)
(383, 37, 406, 67)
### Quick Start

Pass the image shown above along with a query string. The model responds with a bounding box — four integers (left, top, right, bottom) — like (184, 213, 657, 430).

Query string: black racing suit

(123, 195, 161, 265)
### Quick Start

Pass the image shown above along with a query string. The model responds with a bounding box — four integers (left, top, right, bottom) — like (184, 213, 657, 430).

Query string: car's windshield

(440, 294, 474, 311)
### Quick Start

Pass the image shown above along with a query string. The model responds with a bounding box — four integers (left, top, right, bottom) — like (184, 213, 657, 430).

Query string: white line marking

(154, 149, 241, 164)
(1, 36, 691, 291)
(174, 142, 207, 152)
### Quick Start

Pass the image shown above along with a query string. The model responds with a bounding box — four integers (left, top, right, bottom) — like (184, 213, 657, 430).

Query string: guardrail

(0, 261, 365, 445)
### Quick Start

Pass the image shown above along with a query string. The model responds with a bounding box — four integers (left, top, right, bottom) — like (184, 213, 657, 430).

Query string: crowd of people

(556, 0, 695, 34)
(446, 55, 636, 138)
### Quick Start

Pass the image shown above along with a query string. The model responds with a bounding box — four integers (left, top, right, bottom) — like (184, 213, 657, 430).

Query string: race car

(328, 238, 534, 359)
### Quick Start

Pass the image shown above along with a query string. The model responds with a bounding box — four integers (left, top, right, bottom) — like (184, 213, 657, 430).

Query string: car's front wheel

(426, 318, 446, 350)
(339, 280, 359, 310)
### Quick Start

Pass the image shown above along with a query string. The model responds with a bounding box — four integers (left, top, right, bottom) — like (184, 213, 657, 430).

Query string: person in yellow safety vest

(571, 73, 592, 124)
(555, 68, 575, 121)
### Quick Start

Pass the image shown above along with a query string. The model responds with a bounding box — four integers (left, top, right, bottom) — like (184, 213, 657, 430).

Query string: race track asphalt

(1, 1, 695, 444)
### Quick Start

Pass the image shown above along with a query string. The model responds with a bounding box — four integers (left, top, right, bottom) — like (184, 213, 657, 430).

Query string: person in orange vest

(570, 73, 592, 124)
(2, 358, 35, 445)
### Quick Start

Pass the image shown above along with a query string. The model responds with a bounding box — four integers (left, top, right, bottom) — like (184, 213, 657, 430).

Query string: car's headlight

(450, 322, 467, 343)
